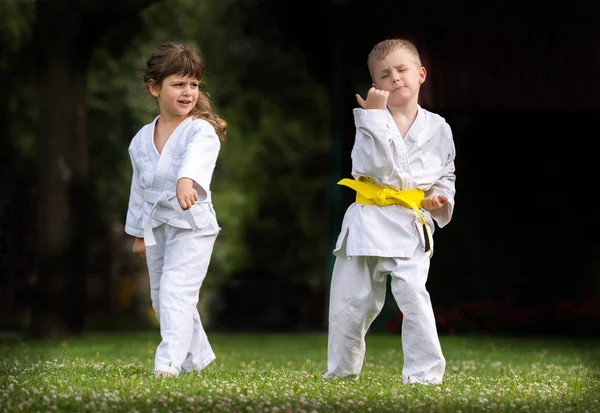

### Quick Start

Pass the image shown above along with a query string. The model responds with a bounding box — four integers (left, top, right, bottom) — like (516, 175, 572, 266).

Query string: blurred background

(1, 0, 598, 339)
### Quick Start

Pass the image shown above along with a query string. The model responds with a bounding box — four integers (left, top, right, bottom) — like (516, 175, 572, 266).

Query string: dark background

(1, 0, 598, 338)
(255, 0, 600, 333)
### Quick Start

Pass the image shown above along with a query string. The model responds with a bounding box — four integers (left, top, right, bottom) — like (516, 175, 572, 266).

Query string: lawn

(0, 332, 598, 412)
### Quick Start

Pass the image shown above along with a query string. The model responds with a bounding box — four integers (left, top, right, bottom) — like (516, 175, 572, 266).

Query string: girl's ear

(148, 80, 160, 97)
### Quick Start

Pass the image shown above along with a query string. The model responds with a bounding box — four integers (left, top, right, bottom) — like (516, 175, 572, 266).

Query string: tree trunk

(30, 0, 164, 339)
(30, 0, 91, 338)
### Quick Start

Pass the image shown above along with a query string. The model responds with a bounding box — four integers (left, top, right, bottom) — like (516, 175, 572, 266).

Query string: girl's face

(371, 48, 426, 108)
(150, 74, 199, 119)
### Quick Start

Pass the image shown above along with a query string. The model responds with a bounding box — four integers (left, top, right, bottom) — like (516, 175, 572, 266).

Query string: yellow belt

(337, 178, 432, 252)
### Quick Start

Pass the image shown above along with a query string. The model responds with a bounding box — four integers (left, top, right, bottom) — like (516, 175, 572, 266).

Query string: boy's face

(371, 48, 426, 107)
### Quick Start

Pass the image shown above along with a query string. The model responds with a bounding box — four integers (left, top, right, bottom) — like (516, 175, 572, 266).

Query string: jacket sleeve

(177, 120, 221, 200)
(427, 122, 456, 228)
(350, 108, 397, 180)
(124, 140, 145, 237)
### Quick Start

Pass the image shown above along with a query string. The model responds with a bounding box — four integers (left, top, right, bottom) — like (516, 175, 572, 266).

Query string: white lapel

(150, 116, 193, 192)
(403, 105, 426, 152)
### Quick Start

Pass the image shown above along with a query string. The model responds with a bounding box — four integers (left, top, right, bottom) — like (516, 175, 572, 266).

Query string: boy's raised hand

(356, 86, 388, 110)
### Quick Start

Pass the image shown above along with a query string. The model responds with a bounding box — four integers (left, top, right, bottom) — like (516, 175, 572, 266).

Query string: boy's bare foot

(154, 370, 173, 377)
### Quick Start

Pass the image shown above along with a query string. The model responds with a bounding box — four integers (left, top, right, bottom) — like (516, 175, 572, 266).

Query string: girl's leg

(154, 225, 218, 376)
(145, 225, 171, 376)
(146, 225, 167, 325)
(389, 249, 445, 384)
(181, 306, 215, 372)
(323, 251, 391, 379)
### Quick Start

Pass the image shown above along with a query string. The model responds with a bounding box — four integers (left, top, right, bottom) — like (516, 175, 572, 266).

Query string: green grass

(0, 333, 598, 412)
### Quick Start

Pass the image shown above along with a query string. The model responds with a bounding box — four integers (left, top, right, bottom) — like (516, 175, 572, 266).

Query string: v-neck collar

(147, 115, 192, 161)
(386, 105, 425, 150)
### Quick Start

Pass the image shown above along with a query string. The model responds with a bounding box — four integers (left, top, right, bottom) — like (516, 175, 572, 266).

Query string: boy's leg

(324, 252, 387, 379)
(154, 225, 218, 376)
(389, 249, 445, 384)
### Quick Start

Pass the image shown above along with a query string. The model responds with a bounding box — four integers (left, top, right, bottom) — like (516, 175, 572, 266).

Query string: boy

(324, 38, 456, 385)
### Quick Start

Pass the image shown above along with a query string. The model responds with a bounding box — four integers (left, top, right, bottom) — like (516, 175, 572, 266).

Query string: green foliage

(87, 0, 332, 286)
(0, 334, 598, 412)
(0, 0, 36, 158)
(1, 0, 332, 324)
(0, 0, 35, 56)
(0, 0, 37, 292)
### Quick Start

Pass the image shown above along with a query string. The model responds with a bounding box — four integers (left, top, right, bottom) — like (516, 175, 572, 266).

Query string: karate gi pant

(324, 245, 445, 384)
(146, 223, 218, 376)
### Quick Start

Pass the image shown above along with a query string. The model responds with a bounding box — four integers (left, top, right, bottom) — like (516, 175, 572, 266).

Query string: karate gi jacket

(334, 105, 456, 258)
(125, 116, 220, 245)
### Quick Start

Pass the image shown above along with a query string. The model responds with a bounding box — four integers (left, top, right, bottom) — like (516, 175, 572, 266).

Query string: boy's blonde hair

(367, 39, 422, 80)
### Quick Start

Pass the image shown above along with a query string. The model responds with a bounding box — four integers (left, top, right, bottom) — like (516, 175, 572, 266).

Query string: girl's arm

(177, 120, 221, 201)
(125, 143, 145, 237)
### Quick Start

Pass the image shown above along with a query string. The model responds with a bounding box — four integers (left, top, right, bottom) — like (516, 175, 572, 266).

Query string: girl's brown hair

(144, 42, 227, 140)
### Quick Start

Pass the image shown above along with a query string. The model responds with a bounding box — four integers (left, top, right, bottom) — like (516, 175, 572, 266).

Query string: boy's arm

(426, 123, 456, 228)
(350, 108, 396, 180)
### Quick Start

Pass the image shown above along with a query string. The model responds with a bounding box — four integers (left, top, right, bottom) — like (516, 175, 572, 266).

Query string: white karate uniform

(125, 115, 221, 376)
(325, 105, 456, 384)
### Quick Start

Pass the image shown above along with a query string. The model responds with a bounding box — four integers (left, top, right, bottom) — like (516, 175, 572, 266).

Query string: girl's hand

(356, 86, 388, 110)
(132, 237, 146, 259)
(176, 177, 198, 210)
(421, 194, 448, 211)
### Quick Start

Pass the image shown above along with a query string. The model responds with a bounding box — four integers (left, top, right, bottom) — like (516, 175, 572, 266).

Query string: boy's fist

(421, 194, 448, 211)
(356, 86, 388, 110)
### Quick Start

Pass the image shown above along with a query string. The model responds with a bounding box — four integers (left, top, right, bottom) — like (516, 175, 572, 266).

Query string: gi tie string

(142, 190, 198, 246)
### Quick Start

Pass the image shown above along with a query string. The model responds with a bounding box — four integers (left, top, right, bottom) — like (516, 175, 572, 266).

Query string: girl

(125, 42, 227, 377)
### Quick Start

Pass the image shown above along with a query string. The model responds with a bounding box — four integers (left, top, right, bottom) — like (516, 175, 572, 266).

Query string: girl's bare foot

(154, 370, 173, 377)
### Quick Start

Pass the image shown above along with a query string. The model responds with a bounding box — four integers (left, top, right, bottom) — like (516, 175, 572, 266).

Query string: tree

(30, 0, 164, 338)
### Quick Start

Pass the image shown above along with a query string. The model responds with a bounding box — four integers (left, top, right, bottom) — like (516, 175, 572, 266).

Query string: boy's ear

(418, 67, 427, 84)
